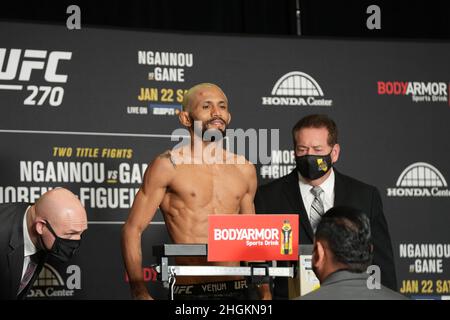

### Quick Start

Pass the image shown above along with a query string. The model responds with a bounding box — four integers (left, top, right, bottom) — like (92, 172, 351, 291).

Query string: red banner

(208, 214, 298, 261)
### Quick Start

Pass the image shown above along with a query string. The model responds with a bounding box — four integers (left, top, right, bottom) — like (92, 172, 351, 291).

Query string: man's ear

(35, 220, 45, 236)
(178, 111, 191, 127)
(315, 240, 326, 265)
(227, 113, 231, 125)
(331, 143, 340, 164)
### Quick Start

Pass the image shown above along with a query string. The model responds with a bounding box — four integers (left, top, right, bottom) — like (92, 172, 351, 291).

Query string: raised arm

(121, 153, 175, 299)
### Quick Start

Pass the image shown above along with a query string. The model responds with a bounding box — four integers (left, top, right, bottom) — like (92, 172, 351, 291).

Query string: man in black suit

(0, 188, 88, 300)
(255, 114, 396, 299)
(296, 206, 406, 300)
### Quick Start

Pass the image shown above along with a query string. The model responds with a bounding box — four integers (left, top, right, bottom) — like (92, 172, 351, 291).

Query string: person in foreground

(255, 114, 397, 299)
(0, 188, 88, 300)
(296, 206, 407, 300)
(121, 83, 271, 300)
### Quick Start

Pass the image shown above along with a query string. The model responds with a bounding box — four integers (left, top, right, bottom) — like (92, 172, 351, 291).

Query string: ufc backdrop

(0, 21, 449, 300)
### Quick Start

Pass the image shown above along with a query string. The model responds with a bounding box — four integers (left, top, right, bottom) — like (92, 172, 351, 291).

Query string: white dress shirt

(22, 206, 38, 279)
(298, 169, 335, 223)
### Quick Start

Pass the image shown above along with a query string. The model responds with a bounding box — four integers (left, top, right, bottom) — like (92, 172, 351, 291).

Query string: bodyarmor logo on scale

(262, 71, 333, 107)
(0, 48, 72, 107)
(387, 162, 450, 197)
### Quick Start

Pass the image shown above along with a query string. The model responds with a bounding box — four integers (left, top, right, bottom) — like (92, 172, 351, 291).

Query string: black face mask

(42, 220, 81, 263)
(296, 152, 333, 180)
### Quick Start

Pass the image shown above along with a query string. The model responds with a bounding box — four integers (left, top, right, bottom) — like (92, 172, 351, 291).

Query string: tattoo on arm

(159, 151, 176, 168)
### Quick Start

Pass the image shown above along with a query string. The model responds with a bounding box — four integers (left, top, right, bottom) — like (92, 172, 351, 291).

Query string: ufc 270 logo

(0, 48, 72, 107)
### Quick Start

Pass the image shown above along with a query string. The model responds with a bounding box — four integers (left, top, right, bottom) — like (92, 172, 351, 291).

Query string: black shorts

(172, 279, 259, 300)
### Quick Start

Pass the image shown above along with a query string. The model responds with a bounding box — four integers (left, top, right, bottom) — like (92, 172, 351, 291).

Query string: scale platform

(152, 244, 295, 281)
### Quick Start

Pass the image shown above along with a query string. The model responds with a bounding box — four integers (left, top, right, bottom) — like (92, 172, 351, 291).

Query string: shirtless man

(121, 83, 271, 300)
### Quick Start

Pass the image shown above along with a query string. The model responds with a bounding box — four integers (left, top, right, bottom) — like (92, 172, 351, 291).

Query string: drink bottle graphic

(281, 220, 292, 255)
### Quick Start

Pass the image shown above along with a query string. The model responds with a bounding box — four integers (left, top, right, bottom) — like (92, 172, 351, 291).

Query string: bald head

(34, 188, 87, 239)
(182, 83, 228, 112)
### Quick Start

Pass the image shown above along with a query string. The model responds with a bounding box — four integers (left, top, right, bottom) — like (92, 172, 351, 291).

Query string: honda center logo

(262, 71, 333, 107)
(387, 162, 450, 197)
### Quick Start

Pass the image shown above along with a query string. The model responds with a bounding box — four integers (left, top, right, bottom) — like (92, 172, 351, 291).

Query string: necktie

(18, 254, 38, 296)
(310, 186, 324, 233)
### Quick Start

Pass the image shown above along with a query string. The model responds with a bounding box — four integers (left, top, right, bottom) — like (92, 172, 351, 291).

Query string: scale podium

(288, 244, 320, 299)
(152, 244, 319, 300)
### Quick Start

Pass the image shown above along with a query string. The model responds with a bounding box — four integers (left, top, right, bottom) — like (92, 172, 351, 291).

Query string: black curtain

(0, 0, 449, 38)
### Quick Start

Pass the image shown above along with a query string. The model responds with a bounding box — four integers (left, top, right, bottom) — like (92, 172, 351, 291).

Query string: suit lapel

(7, 207, 26, 299)
(333, 169, 348, 207)
(283, 171, 314, 242)
(19, 251, 47, 300)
